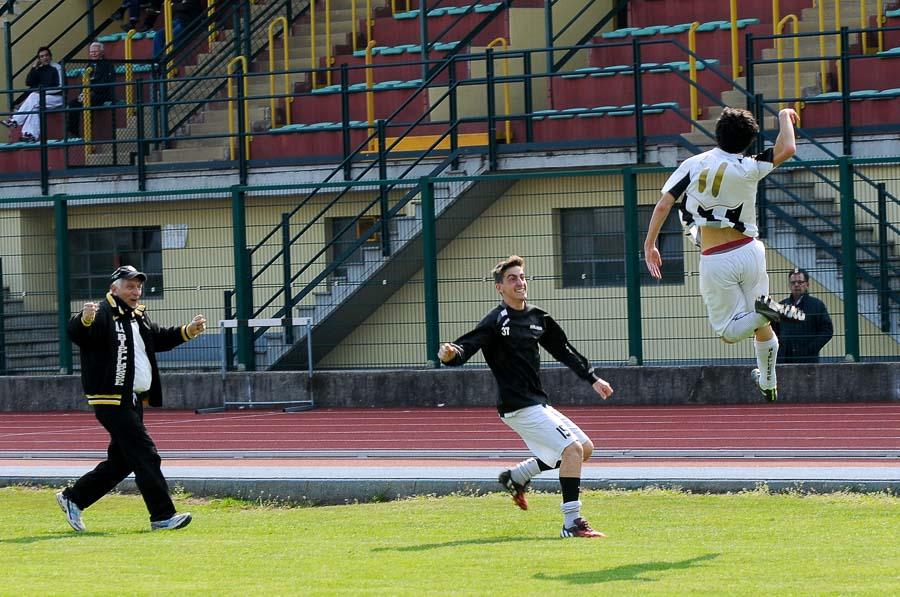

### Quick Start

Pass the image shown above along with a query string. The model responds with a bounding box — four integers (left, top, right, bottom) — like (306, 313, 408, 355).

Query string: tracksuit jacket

(67, 293, 196, 407)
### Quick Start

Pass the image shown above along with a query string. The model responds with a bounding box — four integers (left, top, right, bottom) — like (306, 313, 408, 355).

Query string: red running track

(0, 403, 898, 452)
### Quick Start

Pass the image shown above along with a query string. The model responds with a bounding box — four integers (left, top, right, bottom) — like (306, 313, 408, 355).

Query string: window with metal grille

(558, 206, 684, 287)
(69, 226, 163, 299)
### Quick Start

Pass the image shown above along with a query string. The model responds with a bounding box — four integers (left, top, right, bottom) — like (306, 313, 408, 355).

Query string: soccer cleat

(56, 491, 85, 532)
(751, 368, 777, 402)
(560, 517, 606, 539)
(498, 470, 529, 511)
(755, 295, 805, 324)
(150, 512, 192, 531)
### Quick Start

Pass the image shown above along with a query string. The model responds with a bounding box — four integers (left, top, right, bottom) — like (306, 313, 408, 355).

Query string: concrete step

(148, 144, 230, 163)
(2, 311, 56, 330)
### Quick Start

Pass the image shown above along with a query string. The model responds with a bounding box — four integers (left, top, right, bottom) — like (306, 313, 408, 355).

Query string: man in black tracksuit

(56, 265, 207, 532)
(773, 268, 834, 363)
(439, 255, 614, 539)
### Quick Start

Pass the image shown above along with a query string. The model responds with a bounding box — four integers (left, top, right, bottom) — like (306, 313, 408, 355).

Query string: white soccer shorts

(500, 404, 589, 467)
(698, 239, 770, 337)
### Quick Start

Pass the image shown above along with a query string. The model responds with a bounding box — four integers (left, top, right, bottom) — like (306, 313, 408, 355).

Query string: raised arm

(771, 108, 798, 167)
(438, 319, 495, 366)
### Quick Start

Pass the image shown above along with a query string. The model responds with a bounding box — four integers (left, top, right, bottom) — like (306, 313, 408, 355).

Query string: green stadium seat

(601, 27, 640, 39)
(659, 23, 694, 34)
(849, 90, 879, 99)
(531, 109, 559, 120)
(632, 26, 668, 37)
(394, 10, 418, 19)
(719, 18, 761, 30)
(474, 3, 501, 13)
(621, 63, 661, 74)
(876, 88, 900, 98)
(877, 47, 900, 56)
(696, 20, 728, 32)
(886, 8, 900, 17)
(447, 5, 472, 15)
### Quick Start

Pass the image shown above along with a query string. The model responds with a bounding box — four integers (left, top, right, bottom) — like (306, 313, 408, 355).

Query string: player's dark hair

(37, 46, 52, 58)
(493, 255, 524, 283)
(715, 107, 759, 153)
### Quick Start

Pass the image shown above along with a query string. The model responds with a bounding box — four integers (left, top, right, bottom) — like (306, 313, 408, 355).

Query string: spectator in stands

(111, 1, 161, 33)
(67, 42, 117, 139)
(56, 265, 206, 533)
(772, 268, 833, 363)
(153, 0, 202, 59)
(1, 46, 64, 142)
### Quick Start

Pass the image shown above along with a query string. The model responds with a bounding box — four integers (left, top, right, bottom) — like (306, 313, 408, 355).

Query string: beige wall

(321, 170, 900, 367)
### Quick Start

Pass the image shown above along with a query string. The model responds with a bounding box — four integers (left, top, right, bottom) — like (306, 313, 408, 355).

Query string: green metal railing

(0, 161, 897, 375)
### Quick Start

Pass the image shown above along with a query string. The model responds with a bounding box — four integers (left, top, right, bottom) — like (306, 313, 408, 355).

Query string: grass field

(1, 486, 898, 595)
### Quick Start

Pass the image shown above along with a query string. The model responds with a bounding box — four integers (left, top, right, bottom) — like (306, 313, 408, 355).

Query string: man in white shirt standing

(57, 265, 206, 532)
(643, 107, 805, 402)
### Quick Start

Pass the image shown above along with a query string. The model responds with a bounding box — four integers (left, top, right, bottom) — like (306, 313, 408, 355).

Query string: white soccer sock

(510, 458, 542, 486)
(722, 312, 770, 343)
(561, 500, 582, 528)
(754, 336, 779, 389)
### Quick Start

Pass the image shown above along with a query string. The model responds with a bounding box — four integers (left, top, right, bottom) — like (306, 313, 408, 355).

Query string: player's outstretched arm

(438, 342, 463, 364)
(643, 192, 676, 280)
(772, 108, 798, 167)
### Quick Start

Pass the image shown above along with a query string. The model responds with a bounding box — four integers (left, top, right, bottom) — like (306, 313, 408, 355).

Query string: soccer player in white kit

(643, 107, 805, 401)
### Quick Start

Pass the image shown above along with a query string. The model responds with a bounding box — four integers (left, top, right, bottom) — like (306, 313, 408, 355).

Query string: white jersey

(661, 146, 775, 244)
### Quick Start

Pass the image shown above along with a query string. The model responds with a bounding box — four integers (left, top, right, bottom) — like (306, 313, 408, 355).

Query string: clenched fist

(187, 314, 207, 338)
(81, 302, 99, 325)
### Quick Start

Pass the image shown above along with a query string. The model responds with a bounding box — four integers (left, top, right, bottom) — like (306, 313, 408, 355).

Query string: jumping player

(438, 255, 614, 538)
(643, 107, 805, 401)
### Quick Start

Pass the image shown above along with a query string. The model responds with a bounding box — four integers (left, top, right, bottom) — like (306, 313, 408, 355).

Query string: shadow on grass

(0, 531, 120, 544)
(373, 536, 554, 552)
(534, 553, 720, 585)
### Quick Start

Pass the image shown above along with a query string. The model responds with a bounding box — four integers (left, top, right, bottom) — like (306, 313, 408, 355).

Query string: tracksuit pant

(63, 400, 176, 522)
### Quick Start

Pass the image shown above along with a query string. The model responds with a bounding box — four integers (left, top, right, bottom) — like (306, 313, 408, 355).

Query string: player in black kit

(438, 255, 613, 538)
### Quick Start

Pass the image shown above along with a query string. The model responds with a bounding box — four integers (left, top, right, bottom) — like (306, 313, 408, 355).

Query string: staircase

(764, 169, 900, 341)
(0, 288, 59, 374)
(149, 0, 380, 164)
(682, 0, 881, 147)
(266, 153, 515, 369)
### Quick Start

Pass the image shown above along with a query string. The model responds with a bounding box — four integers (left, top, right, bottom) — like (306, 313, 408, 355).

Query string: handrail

(860, 0, 868, 54)
(818, 0, 828, 91)
(366, 0, 373, 49)
(227, 56, 250, 160)
(81, 67, 94, 154)
(834, 0, 842, 92)
(268, 16, 292, 127)
(164, 0, 175, 78)
(729, 0, 740, 78)
(325, 0, 333, 86)
(551, 0, 627, 72)
(486, 37, 511, 144)
(310, 0, 318, 88)
(688, 22, 700, 119)
(125, 29, 137, 117)
(390, 0, 411, 14)
(365, 39, 376, 144)
(776, 14, 802, 115)
(208, 0, 218, 46)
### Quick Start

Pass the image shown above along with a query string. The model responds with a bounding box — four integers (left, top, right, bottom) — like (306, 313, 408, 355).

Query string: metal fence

(1, 160, 898, 375)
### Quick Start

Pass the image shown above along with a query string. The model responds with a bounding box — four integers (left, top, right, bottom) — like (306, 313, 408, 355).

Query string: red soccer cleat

(498, 469, 529, 511)
(560, 517, 606, 538)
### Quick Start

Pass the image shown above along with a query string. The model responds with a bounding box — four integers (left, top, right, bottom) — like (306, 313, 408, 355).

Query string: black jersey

(445, 302, 599, 414)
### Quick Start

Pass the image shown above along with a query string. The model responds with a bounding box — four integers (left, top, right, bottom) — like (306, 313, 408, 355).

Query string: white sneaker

(151, 512, 192, 531)
(751, 368, 777, 402)
(56, 491, 85, 532)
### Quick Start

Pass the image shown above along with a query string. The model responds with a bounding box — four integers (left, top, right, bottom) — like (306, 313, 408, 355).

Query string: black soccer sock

(559, 476, 580, 504)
